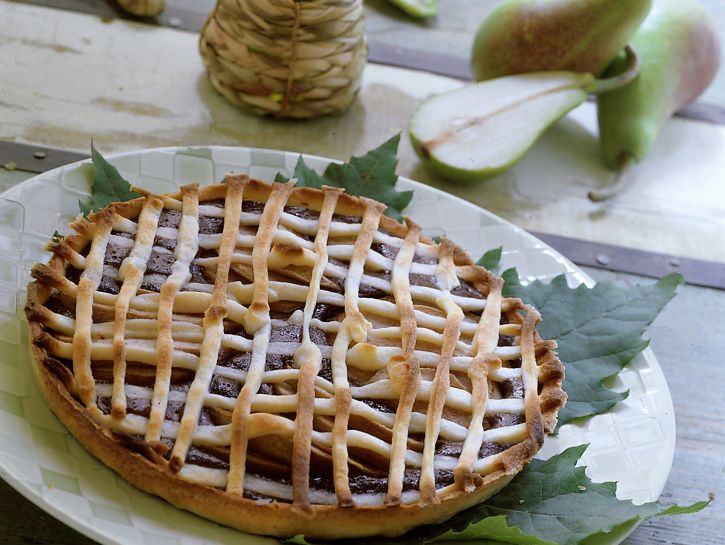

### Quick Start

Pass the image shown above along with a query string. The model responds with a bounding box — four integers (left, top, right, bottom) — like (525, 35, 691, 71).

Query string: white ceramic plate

(0, 146, 675, 545)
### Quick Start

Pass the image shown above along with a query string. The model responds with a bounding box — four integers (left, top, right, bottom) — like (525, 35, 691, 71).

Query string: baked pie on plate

(25, 175, 566, 539)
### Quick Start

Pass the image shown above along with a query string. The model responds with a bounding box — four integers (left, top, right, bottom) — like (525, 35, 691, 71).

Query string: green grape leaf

(79, 142, 141, 216)
(426, 446, 706, 545)
(288, 446, 706, 545)
(502, 271, 683, 426)
(477, 246, 503, 272)
(277, 135, 412, 221)
(275, 155, 321, 187)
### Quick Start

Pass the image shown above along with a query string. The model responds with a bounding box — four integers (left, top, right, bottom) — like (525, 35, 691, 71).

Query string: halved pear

(409, 72, 595, 183)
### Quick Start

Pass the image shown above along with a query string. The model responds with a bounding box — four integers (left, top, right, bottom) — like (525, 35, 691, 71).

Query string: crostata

(26, 177, 565, 539)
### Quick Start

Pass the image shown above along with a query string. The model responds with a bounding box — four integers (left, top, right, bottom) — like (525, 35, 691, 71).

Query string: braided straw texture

(199, 0, 367, 119)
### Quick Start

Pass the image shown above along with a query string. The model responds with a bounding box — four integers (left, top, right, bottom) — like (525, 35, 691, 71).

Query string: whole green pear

(471, 0, 652, 80)
(597, 0, 721, 170)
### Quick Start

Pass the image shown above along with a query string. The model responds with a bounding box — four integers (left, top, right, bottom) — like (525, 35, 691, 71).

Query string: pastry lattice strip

(29, 177, 560, 508)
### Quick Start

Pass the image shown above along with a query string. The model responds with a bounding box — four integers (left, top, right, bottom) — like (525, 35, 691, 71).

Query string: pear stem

(588, 153, 633, 201)
(586, 44, 640, 95)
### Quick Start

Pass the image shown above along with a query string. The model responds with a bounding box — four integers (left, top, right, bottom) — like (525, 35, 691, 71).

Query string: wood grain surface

(2, 1, 725, 263)
(0, 0, 723, 542)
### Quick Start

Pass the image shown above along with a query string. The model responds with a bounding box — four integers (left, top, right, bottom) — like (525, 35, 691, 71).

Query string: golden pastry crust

(25, 178, 566, 539)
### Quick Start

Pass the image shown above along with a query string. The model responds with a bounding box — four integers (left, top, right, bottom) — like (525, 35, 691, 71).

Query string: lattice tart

(25, 177, 565, 539)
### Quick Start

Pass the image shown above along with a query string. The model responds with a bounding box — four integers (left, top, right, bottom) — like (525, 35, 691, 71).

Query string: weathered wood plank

(12, 0, 725, 109)
(0, 1, 723, 543)
(1, 1, 725, 263)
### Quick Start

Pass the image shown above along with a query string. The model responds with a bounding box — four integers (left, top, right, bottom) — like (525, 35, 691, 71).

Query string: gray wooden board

(0, 268, 721, 544)
(529, 232, 725, 290)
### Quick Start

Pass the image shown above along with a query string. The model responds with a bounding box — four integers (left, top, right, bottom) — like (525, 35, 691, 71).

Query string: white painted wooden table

(0, 2, 723, 544)
(2, 1, 725, 262)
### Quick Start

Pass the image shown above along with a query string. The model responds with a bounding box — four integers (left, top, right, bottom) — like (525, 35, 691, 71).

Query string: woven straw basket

(200, 0, 367, 119)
